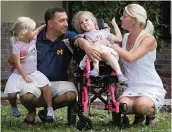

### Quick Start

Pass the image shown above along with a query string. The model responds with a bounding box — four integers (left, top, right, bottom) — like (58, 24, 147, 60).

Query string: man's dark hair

(44, 7, 65, 25)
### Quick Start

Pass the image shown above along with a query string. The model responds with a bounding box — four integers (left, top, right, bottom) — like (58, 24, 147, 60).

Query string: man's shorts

(20, 81, 77, 99)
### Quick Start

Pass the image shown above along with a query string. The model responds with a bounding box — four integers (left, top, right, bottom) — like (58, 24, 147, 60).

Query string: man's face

(49, 12, 68, 35)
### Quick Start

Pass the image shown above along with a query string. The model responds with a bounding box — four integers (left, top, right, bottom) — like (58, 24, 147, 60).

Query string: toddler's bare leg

(8, 93, 20, 117)
(101, 52, 122, 74)
(93, 60, 99, 70)
(41, 85, 52, 108)
(8, 93, 18, 107)
(101, 52, 128, 83)
(41, 85, 54, 119)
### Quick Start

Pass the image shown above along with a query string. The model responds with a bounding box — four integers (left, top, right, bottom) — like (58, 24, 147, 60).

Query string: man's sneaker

(89, 68, 99, 77)
(12, 107, 20, 117)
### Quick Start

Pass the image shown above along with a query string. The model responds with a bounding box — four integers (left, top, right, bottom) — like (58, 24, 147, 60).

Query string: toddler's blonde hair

(10, 16, 36, 44)
(72, 11, 98, 33)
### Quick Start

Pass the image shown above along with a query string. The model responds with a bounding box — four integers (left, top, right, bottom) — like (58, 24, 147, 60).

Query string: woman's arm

(13, 54, 31, 83)
(110, 35, 156, 63)
(75, 37, 101, 62)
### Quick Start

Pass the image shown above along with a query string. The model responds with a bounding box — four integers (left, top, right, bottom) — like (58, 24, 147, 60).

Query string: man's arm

(8, 55, 14, 65)
(75, 37, 101, 62)
(8, 54, 25, 65)
(34, 24, 46, 36)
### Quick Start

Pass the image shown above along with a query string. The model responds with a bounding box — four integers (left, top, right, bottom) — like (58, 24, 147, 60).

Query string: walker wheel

(76, 116, 92, 131)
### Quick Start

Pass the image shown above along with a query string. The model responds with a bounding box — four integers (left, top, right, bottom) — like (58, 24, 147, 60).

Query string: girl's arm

(106, 17, 123, 44)
(12, 54, 31, 83)
(111, 17, 122, 42)
(34, 24, 46, 36)
(110, 35, 156, 63)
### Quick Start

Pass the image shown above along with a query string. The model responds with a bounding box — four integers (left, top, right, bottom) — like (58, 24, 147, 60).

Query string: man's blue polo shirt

(36, 27, 77, 81)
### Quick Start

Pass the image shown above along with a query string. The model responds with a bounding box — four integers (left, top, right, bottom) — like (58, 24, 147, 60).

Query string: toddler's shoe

(47, 107, 54, 121)
(89, 68, 99, 77)
(12, 107, 20, 117)
(117, 74, 128, 84)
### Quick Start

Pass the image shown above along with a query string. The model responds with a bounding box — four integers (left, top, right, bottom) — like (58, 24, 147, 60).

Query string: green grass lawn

(1, 105, 171, 132)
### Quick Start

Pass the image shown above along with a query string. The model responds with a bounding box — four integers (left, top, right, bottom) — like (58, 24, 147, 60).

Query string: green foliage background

(69, 1, 163, 50)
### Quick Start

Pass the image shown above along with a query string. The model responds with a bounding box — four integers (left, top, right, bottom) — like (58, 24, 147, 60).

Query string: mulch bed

(161, 76, 171, 99)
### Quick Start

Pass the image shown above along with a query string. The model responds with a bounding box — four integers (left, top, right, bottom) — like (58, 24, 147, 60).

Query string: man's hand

(83, 43, 101, 62)
(76, 38, 101, 62)
(20, 56, 26, 63)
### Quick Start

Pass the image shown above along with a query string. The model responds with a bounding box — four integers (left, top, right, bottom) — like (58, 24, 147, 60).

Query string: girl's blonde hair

(72, 11, 99, 33)
(125, 4, 155, 49)
(10, 16, 36, 44)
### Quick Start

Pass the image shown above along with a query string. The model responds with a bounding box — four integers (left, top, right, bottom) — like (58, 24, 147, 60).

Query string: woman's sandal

(132, 115, 145, 125)
(23, 118, 35, 125)
(145, 115, 156, 128)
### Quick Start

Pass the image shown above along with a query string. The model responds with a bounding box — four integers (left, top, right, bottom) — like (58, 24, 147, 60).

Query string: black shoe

(38, 110, 47, 123)
(23, 118, 35, 125)
(145, 115, 156, 128)
(132, 115, 145, 125)
(38, 109, 53, 123)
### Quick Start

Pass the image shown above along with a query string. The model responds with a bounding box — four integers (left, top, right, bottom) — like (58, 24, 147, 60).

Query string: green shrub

(69, 1, 163, 50)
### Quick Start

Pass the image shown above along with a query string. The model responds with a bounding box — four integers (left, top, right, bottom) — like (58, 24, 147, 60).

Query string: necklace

(127, 31, 142, 51)
(127, 35, 136, 51)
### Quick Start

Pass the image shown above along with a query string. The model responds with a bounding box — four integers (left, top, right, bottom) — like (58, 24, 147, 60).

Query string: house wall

(1, 1, 63, 22)
(1, 1, 63, 79)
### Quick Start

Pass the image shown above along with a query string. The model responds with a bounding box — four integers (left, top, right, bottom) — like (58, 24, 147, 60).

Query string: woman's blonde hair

(72, 11, 99, 33)
(125, 4, 154, 48)
(10, 16, 36, 44)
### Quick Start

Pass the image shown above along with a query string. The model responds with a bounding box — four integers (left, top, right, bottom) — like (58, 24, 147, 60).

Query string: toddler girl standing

(4, 17, 54, 121)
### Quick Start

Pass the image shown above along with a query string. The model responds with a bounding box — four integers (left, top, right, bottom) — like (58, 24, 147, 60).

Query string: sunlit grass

(1, 105, 171, 132)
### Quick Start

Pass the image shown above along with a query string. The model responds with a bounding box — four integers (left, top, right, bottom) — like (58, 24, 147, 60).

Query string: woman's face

(120, 11, 136, 30)
(79, 14, 96, 32)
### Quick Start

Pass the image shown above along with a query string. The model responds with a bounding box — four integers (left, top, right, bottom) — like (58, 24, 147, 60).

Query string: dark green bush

(69, 1, 163, 50)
